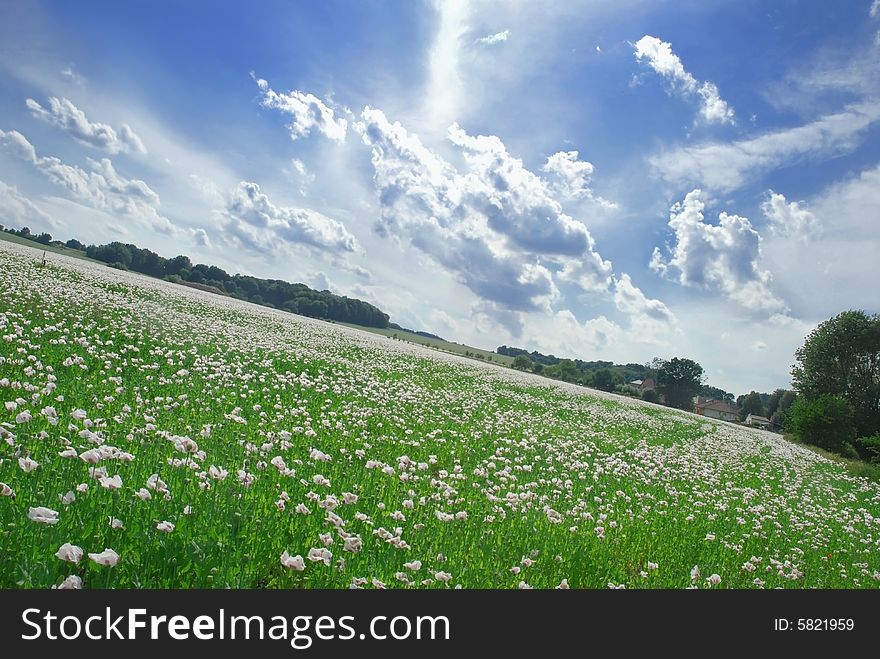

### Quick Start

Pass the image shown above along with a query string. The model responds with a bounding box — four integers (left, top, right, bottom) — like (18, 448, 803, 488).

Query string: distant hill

(0, 225, 391, 329)
(387, 322, 446, 341)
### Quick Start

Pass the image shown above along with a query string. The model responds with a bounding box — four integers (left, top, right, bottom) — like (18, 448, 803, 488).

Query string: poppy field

(1, 242, 879, 589)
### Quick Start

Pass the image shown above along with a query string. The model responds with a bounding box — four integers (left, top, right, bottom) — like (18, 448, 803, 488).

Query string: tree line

(788, 310, 880, 462)
(1, 226, 390, 329)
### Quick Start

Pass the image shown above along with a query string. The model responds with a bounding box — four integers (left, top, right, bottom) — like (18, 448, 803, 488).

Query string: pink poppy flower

(28, 506, 59, 524)
(55, 543, 83, 563)
(88, 548, 120, 567)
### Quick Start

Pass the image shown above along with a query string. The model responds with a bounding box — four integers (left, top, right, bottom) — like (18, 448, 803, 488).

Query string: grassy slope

(0, 232, 103, 264)
(2, 242, 879, 589)
(337, 322, 515, 366)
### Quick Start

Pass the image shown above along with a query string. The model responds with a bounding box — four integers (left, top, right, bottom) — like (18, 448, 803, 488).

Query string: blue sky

(1, 0, 879, 396)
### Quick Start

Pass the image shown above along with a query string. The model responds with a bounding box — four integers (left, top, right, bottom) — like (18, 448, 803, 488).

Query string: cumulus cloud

(651, 189, 785, 313)
(0, 180, 58, 230)
(355, 106, 618, 317)
(193, 228, 212, 248)
(649, 102, 880, 192)
(25, 96, 146, 154)
(309, 271, 333, 292)
(447, 124, 600, 257)
(613, 274, 675, 323)
(222, 181, 358, 255)
(872, 0, 880, 18)
(253, 75, 347, 143)
(761, 191, 821, 240)
(609, 273, 678, 345)
(634, 35, 735, 125)
(476, 29, 510, 45)
(539, 310, 622, 355)
(762, 163, 880, 318)
(542, 150, 616, 207)
(0, 129, 174, 234)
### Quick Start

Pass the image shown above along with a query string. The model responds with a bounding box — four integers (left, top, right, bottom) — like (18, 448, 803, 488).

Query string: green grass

(782, 435, 880, 481)
(336, 322, 515, 366)
(0, 231, 103, 264)
(2, 242, 879, 590)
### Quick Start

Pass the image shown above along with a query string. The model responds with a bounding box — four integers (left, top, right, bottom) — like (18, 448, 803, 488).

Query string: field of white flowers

(1, 241, 879, 589)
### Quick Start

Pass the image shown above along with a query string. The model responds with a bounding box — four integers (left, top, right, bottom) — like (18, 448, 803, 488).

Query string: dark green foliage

(789, 394, 856, 454)
(700, 385, 735, 402)
(592, 368, 617, 392)
(642, 389, 660, 404)
(737, 391, 766, 421)
(657, 357, 704, 410)
(76, 240, 391, 327)
(387, 323, 445, 341)
(769, 390, 797, 430)
(496, 346, 650, 383)
(792, 310, 880, 440)
(544, 359, 580, 382)
(512, 354, 534, 371)
(860, 433, 880, 463)
(767, 388, 786, 418)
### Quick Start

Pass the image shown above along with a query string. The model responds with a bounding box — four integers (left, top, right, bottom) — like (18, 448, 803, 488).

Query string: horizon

(1, 0, 879, 395)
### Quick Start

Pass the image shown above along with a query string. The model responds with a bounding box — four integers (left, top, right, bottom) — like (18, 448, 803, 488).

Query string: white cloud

(447, 124, 603, 258)
(309, 271, 333, 292)
(634, 35, 735, 125)
(0, 129, 174, 234)
(25, 96, 146, 154)
(761, 163, 880, 319)
(761, 191, 821, 240)
(811, 161, 880, 238)
(613, 273, 675, 323)
(222, 181, 358, 255)
(0, 180, 58, 230)
(651, 189, 785, 313)
(871, 0, 880, 18)
(527, 310, 624, 357)
(542, 150, 616, 207)
(119, 123, 146, 154)
(476, 29, 510, 45)
(254, 76, 348, 143)
(355, 106, 618, 316)
(60, 67, 85, 86)
(649, 102, 880, 192)
(193, 227, 212, 248)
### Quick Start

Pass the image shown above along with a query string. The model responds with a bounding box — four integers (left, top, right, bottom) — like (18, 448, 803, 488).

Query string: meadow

(1, 241, 879, 589)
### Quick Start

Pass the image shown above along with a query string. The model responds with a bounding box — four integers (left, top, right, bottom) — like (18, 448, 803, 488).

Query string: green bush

(789, 394, 856, 455)
(642, 389, 660, 404)
(859, 432, 880, 463)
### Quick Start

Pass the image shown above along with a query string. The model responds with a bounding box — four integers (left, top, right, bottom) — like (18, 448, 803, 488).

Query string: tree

(700, 385, 735, 403)
(592, 368, 616, 392)
(770, 391, 797, 430)
(766, 388, 787, 419)
(512, 354, 534, 371)
(546, 359, 580, 383)
(792, 310, 880, 440)
(657, 357, 704, 410)
(738, 391, 765, 421)
(789, 394, 856, 456)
